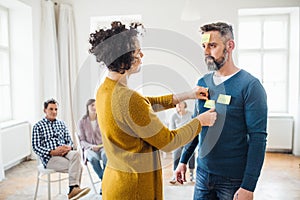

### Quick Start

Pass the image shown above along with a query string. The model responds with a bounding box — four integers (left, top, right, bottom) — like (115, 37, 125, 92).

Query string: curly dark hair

(89, 21, 144, 74)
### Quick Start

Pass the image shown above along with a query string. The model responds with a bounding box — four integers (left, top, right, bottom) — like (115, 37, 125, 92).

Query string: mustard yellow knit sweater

(96, 77, 202, 200)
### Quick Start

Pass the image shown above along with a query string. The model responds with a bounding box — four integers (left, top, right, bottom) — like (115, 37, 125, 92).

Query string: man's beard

(205, 49, 228, 71)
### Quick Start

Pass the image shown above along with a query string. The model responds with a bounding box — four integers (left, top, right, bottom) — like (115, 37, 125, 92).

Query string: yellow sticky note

(204, 100, 215, 108)
(201, 33, 210, 44)
(97, 144, 103, 148)
(217, 94, 231, 105)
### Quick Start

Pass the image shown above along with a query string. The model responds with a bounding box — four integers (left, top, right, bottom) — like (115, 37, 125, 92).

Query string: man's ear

(227, 40, 235, 50)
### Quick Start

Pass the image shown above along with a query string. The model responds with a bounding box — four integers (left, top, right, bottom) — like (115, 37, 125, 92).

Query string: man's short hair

(200, 22, 234, 41)
(44, 98, 58, 109)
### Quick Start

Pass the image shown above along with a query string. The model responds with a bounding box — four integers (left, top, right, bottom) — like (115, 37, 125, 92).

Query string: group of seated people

(32, 98, 106, 199)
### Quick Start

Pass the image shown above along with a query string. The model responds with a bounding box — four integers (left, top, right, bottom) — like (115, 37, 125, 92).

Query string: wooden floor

(0, 152, 299, 200)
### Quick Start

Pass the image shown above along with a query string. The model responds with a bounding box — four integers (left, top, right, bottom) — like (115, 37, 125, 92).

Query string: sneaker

(68, 186, 90, 200)
(169, 177, 177, 184)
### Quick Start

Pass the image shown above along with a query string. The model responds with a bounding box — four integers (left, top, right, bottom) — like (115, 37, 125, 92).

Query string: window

(0, 6, 12, 122)
(238, 8, 297, 114)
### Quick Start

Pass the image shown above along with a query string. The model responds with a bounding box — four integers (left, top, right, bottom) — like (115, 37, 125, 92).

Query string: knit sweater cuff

(241, 174, 258, 192)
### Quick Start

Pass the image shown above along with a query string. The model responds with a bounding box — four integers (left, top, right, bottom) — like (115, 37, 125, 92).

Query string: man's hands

(175, 165, 254, 200)
(50, 145, 71, 157)
(175, 163, 188, 184)
(233, 188, 253, 200)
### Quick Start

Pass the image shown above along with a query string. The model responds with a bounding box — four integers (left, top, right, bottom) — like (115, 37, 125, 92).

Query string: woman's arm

(146, 86, 208, 112)
(172, 86, 208, 105)
(127, 92, 215, 152)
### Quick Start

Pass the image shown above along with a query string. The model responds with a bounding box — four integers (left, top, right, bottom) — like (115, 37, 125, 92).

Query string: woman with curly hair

(89, 21, 216, 200)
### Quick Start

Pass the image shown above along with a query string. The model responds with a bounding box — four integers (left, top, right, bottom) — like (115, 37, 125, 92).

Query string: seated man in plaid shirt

(32, 98, 90, 200)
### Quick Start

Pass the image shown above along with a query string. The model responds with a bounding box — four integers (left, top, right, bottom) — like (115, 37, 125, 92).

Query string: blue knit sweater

(180, 69, 268, 191)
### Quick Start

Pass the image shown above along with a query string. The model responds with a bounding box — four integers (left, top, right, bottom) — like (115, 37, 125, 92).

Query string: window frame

(0, 5, 12, 122)
(238, 9, 291, 114)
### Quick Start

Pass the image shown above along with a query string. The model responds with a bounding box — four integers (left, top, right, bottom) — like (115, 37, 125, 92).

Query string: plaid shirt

(32, 117, 73, 167)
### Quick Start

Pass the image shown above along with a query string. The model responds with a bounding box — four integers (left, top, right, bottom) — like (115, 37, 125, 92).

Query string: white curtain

(40, 1, 59, 101)
(40, 1, 77, 140)
(57, 4, 78, 136)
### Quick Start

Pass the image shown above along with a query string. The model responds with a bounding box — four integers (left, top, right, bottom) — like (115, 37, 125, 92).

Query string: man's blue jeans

(193, 167, 242, 200)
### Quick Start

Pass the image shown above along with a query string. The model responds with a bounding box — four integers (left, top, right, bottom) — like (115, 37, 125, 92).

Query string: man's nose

(204, 47, 210, 56)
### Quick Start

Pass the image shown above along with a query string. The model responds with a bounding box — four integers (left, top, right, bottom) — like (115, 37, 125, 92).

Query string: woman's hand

(92, 145, 101, 152)
(173, 86, 209, 105)
(193, 86, 209, 100)
(197, 108, 217, 126)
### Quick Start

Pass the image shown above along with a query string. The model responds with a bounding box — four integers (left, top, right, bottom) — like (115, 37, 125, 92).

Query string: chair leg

(34, 172, 40, 200)
(58, 173, 61, 194)
(86, 165, 97, 194)
(47, 174, 51, 200)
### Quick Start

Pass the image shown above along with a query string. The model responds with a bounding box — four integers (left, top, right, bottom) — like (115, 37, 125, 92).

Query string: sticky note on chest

(204, 100, 215, 108)
(217, 94, 231, 105)
(201, 33, 210, 44)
